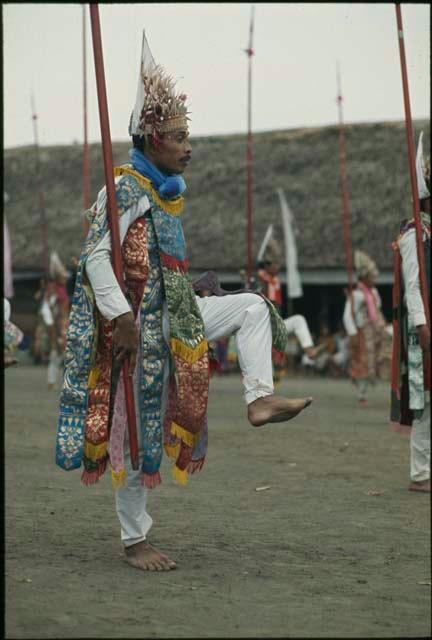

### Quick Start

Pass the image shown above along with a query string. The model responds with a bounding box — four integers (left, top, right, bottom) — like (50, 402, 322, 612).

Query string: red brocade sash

(81, 217, 149, 485)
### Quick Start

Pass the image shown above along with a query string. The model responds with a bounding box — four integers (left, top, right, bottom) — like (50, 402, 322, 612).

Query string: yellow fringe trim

(170, 337, 208, 364)
(114, 166, 184, 216)
(111, 468, 127, 490)
(88, 367, 100, 389)
(172, 464, 189, 485)
(164, 442, 181, 459)
(84, 440, 107, 461)
(171, 421, 200, 448)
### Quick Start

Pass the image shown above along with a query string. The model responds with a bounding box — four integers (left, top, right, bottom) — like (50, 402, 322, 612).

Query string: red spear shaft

(89, 4, 139, 470)
(395, 3, 430, 385)
(245, 5, 255, 287)
(31, 94, 50, 276)
(82, 4, 90, 235)
(336, 65, 355, 319)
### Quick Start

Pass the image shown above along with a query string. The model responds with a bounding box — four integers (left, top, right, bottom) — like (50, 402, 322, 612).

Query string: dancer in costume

(55, 33, 312, 572)
(343, 251, 387, 404)
(43, 252, 70, 389)
(257, 238, 283, 313)
(256, 238, 285, 379)
(4, 298, 24, 368)
(32, 277, 50, 365)
(283, 315, 326, 364)
(256, 236, 323, 364)
(390, 132, 430, 493)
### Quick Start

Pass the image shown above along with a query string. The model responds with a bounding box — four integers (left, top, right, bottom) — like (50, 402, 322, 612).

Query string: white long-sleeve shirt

(398, 227, 427, 329)
(342, 287, 382, 337)
(85, 186, 151, 321)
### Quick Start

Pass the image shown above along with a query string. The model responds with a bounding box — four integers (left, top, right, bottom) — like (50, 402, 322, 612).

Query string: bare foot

(408, 480, 430, 493)
(247, 394, 313, 427)
(304, 344, 326, 359)
(124, 541, 177, 571)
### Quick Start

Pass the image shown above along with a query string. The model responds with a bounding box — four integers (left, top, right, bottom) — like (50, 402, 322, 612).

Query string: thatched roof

(4, 119, 430, 275)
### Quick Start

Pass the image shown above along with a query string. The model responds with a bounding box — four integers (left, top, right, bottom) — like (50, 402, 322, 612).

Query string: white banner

(257, 224, 274, 263)
(276, 188, 303, 299)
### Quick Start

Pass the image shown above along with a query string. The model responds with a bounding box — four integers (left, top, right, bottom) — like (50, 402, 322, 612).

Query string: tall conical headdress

(354, 250, 379, 280)
(416, 131, 430, 199)
(129, 31, 189, 137)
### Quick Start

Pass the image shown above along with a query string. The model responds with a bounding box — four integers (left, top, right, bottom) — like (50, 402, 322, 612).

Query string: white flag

(276, 188, 302, 299)
(257, 224, 274, 263)
(416, 131, 430, 199)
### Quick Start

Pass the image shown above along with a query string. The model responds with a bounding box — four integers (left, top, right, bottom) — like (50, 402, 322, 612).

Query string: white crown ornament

(129, 31, 189, 138)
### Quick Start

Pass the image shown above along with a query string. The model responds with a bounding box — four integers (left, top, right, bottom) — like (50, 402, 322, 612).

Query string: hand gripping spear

(89, 4, 139, 470)
(395, 3, 430, 388)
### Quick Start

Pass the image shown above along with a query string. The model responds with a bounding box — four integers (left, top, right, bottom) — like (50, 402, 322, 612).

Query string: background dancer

(343, 250, 387, 404)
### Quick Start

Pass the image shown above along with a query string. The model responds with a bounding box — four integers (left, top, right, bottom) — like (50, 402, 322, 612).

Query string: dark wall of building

(284, 284, 393, 337)
(220, 280, 393, 339)
(9, 276, 393, 347)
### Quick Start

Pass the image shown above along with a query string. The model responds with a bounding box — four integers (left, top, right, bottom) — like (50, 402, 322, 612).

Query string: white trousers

(197, 293, 274, 404)
(410, 397, 430, 482)
(283, 315, 313, 350)
(115, 426, 154, 547)
(357, 379, 368, 401)
(115, 293, 275, 546)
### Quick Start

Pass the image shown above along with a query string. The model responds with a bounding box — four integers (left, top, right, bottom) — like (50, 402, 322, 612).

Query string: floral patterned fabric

(56, 167, 210, 487)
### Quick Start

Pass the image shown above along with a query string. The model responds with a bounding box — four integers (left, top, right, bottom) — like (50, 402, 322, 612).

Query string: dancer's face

(150, 129, 192, 175)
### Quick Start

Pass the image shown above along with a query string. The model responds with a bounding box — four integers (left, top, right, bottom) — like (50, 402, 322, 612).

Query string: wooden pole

(394, 3, 430, 384)
(89, 3, 139, 470)
(82, 5, 91, 235)
(31, 94, 50, 276)
(336, 64, 355, 317)
(245, 6, 254, 287)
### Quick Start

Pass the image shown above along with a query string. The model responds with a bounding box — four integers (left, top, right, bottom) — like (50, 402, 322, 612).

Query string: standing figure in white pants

(283, 315, 326, 365)
(390, 131, 430, 493)
(55, 33, 313, 574)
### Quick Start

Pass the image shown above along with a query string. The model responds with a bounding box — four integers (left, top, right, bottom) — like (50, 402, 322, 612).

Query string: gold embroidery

(114, 166, 184, 216)
(171, 421, 200, 447)
(170, 337, 208, 364)
(111, 468, 127, 490)
(172, 463, 189, 485)
(84, 440, 107, 461)
(88, 368, 100, 389)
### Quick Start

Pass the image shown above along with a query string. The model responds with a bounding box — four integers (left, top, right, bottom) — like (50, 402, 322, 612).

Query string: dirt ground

(5, 361, 431, 639)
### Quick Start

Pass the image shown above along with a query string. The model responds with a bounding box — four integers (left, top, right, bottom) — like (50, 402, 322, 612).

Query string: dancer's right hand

(113, 311, 138, 376)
